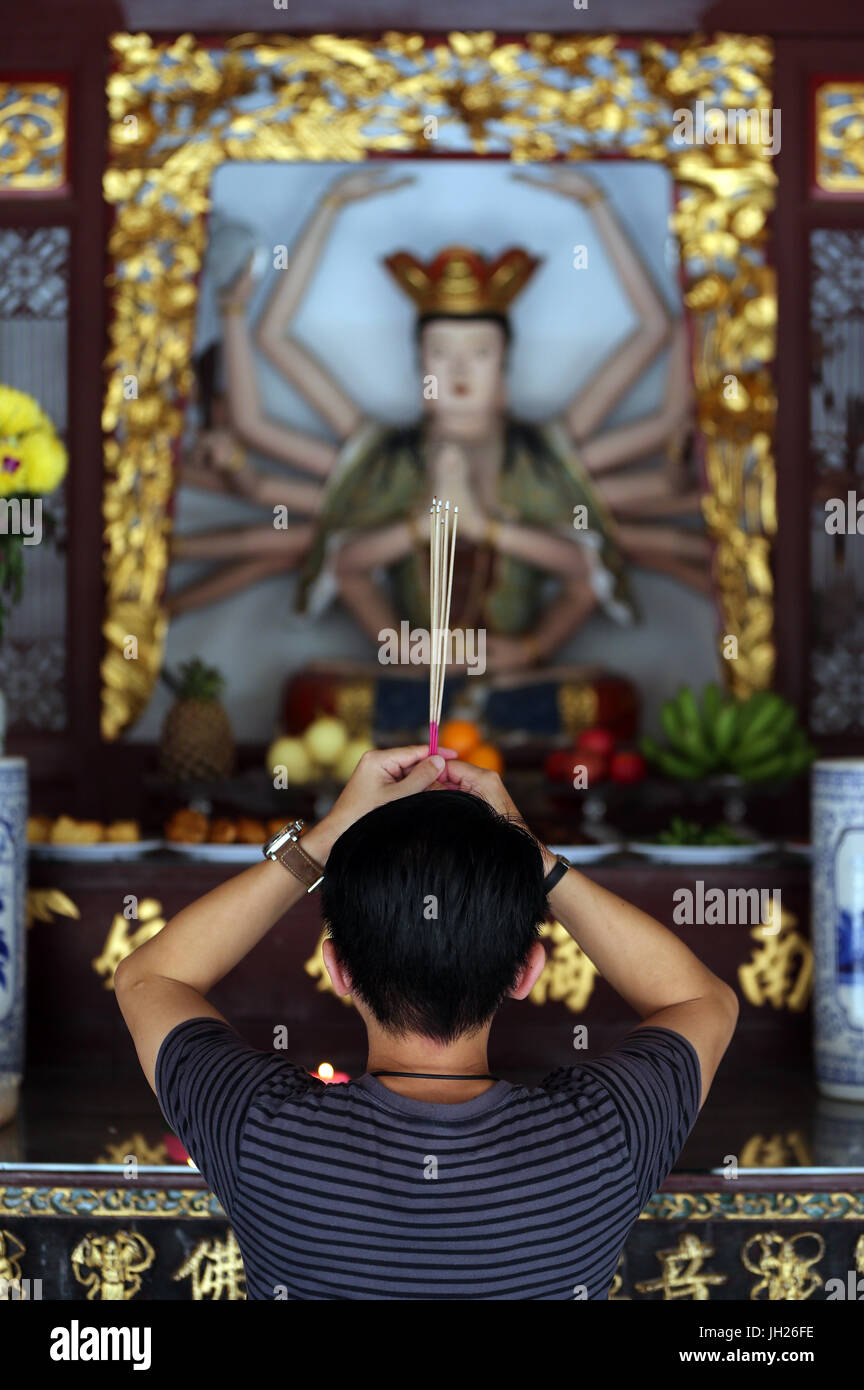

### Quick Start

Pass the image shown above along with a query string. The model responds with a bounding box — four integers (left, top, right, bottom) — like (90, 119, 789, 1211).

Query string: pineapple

(159, 658, 235, 782)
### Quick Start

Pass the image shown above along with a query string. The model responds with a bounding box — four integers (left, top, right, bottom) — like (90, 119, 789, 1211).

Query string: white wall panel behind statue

(133, 160, 716, 743)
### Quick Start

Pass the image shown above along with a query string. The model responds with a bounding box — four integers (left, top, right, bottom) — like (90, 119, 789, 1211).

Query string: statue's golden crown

(383, 245, 541, 316)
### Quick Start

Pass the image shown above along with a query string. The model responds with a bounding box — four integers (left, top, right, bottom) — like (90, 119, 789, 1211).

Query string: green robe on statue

(296, 416, 637, 637)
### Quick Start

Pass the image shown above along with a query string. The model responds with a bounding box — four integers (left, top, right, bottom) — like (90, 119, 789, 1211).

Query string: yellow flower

(0, 446, 25, 495)
(0, 384, 47, 437)
(0, 383, 67, 497)
(17, 430, 67, 494)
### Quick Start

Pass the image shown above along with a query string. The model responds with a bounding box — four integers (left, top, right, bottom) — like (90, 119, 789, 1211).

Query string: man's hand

(305, 745, 458, 862)
(430, 759, 557, 873)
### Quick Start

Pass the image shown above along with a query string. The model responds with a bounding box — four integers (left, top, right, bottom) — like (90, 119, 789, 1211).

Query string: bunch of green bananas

(641, 685, 816, 783)
(654, 817, 747, 846)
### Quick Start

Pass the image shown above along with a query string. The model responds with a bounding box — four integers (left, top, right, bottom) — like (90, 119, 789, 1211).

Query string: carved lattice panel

(809, 230, 864, 735)
(0, 228, 69, 731)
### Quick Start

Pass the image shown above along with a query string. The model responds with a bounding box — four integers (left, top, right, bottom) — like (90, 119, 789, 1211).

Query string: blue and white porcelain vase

(812, 760, 864, 1101)
(0, 757, 27, 1127)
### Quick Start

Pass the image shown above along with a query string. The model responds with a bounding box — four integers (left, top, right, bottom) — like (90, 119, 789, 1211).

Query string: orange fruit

(469, 743, 504, 773)
(438, 718, 482, 759)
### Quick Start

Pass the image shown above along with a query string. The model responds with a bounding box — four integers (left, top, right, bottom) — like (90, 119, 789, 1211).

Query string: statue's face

(419, 319, 507, 417)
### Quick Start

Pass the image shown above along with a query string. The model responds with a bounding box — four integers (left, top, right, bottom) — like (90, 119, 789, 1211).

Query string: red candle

(312, 1061, 350, 1085)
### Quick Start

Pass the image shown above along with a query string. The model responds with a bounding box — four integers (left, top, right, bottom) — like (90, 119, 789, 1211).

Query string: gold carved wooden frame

(100, 30, 777, 738)
(0, 82, 69, 190)
(3, 1185, 862, 1221)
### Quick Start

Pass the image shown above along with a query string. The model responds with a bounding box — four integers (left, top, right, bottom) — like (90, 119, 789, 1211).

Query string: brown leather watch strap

(274, 837, 325, 891)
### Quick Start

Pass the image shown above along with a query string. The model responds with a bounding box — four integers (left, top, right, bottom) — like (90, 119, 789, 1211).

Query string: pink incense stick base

(429, 720, 439, 757)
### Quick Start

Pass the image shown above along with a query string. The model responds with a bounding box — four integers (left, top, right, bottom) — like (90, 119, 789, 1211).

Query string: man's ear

(508, 939, 547, 1001)
(322, 938, 353, 999)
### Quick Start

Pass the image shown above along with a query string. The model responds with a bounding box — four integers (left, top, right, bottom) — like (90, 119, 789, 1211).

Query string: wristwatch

(263, 819, 325, 892)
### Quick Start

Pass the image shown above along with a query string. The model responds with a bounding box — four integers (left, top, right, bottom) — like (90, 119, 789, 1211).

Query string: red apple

(609, 750, 647, 784)
(577, 727, 616, 757)
(572, 749, 609, 787)
(544, 749, 574, 783)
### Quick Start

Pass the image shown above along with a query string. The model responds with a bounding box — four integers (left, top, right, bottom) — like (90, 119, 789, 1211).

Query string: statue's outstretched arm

(533, 575, 599, 654)
(257, 169, 414, 441)
(178, 431, 323, 515)
(333, 519, 416, 575)
(581, 317, 692, 476)
(330, 521, 416, 645)
(490, 517, 599, 580)
(612, 524, 714, 595)
(484, 574, 599, 674)
(330, 504, 589, 586)
(334, 569, 401, 646)
(173, 522, 316, 562)
(168, 555, 295, 617)
(221, 287, 338, 478)
(513, 170, 672, 441)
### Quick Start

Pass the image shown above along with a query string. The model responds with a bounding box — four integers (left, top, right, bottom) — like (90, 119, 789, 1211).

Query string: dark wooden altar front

(3, 0, 864, 1308)
(4, 851, 862, 1301)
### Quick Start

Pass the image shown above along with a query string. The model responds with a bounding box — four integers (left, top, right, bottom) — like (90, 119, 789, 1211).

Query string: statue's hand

(192, 427, 240, 470)
(324, 167, 415, 208)
(192, 429, 260, 500)
(457, 503, 488, 544)
(431, 443, 487, 542)
(512, 168, 603, 206)
(218, 254, 258, 312)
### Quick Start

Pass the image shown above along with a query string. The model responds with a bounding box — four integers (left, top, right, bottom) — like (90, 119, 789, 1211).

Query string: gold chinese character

(608, 1253, 630, 1300)
(92, 899, 166, 988)
(71, 1232, 155, 1300)
(738, 909, 812, 1011)
(0, 1230, 27, 1298)
(26, 888, 79, 928)
(636, 1233, 727, 1300)
(173, 1231, 246, 1300)
(97, 1133, 170, 1166)
(742, 1231, 824, 1300)
(740, 1130, 811, 1167)
(529, 921, 597, 1013)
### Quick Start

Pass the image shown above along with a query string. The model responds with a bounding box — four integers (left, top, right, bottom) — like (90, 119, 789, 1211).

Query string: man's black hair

(321, 788, 546, 1044)
(415, 311, 512, 346)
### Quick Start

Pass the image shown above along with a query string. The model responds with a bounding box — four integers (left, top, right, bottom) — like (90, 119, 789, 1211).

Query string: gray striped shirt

(156, 1019, 701, 1300)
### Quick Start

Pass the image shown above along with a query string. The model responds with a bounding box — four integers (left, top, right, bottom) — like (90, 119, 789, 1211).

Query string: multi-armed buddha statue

(172, 167, 708, 734)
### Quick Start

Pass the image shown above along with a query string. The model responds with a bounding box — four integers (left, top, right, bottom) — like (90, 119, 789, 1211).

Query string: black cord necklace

(371, 1070, 497, 1081)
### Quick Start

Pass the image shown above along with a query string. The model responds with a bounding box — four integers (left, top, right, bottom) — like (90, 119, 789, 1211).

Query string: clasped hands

(309, 745, 553, 873)
(414, 443, 488, 545)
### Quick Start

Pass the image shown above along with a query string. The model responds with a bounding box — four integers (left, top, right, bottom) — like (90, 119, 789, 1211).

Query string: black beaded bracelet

(542, 855, 569, 896)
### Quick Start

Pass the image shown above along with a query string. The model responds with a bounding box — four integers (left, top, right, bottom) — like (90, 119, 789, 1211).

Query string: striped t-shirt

(156, 1019, 701, 1301)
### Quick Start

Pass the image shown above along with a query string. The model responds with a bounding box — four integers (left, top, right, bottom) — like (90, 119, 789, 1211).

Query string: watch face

(267, 820, 305, 852)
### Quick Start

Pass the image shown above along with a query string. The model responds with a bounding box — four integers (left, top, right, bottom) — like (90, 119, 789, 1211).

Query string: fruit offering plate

(547, 842, 622, 864)
(161, 842, 263, 862)
(626, 840, 776, 865)
(28, 841, 163, 861)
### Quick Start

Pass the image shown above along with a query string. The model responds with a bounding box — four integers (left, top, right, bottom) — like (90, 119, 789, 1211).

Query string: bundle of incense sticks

(428, 497, 458, 756)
